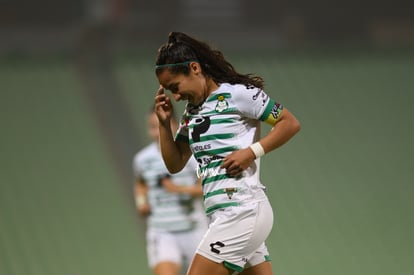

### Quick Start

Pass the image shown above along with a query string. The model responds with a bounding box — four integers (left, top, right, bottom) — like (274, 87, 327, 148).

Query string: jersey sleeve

(233, 86, 284, 126)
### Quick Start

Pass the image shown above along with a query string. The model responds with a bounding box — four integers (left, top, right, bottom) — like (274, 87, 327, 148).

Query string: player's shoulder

(211, 83, 247, 102)
(223, 83, 261, 98)
(219, 84, 263, 111)
(219, 83, 246, 93)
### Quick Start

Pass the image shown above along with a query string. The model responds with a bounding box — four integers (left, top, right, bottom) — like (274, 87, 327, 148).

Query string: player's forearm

(175, 185, 203, 197)
(260, 108, 301, 154)
(185, 185, 203, 197)
(134, 181, 150, 215)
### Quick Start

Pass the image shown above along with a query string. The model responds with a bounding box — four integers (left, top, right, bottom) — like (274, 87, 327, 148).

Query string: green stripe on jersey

(202, 174, 230, 185)
(206, 93, 232, 102)
(189, 118, 236, 128)
(189, 133, 235, 143)
(205, 160, 223, 169)
(202, 107, 238, 116)
(205, 202, 240, 215)
(210, 118, 236, 124)
(204, 187, 238, 199)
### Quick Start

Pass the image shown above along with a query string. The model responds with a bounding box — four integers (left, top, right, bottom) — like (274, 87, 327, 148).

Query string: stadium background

(1, 1, 413, 274)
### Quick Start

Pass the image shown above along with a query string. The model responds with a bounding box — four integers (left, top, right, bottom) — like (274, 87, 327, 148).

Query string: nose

(172, 93, 181, 101)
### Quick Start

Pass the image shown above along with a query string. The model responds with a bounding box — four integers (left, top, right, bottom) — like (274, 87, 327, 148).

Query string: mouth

(183, 95, 191, 103)
(179, 93, 199, 105)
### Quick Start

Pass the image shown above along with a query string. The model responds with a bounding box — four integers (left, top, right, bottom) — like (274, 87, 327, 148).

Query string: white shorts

(196, 199, 274, 273)
(146, 225, 206, 269)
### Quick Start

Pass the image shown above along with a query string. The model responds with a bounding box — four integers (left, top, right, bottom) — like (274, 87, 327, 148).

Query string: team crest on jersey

(215, 95, 228, 112)
(224, 187, 237, 199)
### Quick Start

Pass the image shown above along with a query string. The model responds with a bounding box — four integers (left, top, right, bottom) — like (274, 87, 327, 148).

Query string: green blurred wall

(1, 49, 413, 275)
(0, 57, 148, 275)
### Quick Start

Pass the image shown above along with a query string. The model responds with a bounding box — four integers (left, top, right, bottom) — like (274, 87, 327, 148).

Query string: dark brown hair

(155, 32, 264, 89)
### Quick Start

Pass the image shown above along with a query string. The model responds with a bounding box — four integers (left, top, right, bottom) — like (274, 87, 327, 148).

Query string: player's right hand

(154, 86, 173, 124)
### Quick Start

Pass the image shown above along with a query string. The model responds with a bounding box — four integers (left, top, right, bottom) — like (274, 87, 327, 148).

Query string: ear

(189, 62, 201, 74)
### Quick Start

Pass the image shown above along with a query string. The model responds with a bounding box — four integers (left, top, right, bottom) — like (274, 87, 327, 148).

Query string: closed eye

(166, 83, 179, 94)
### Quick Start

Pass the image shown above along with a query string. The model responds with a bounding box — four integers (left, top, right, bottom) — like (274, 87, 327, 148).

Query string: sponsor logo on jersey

(193, 144, 212, 151)
(196, 155, 224, 166)
(210, 241, 225, 254)
(252, 89, 269, 106)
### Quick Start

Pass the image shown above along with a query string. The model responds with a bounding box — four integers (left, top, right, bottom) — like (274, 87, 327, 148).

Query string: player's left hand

(221, 148, 255, 177)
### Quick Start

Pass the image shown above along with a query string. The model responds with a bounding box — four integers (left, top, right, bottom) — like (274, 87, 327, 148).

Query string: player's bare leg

(187, 254, 232, 275)
(239, 261, 273, 275)
(154, 261, 181, 275)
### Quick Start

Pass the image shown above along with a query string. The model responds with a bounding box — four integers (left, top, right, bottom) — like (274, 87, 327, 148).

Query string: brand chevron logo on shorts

(210, 241, 225, 254)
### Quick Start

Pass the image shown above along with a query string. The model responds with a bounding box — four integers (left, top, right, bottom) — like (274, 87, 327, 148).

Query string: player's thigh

(239, 261, 273, 275)
(187, 253, 232, 275)
(196, 200, 273, 271)
(153, 261, 181, 275)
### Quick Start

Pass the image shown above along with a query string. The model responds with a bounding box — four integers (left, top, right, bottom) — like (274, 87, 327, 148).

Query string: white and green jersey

(133, 142, 202, 232)
(176, 83, 283, 215)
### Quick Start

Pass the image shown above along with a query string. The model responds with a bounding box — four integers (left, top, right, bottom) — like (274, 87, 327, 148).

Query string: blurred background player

(132, 107, 208, 275)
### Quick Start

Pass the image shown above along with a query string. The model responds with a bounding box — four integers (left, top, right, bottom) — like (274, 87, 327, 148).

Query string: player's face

(157, 62, 211, 106)
(147, 112, 159, 141)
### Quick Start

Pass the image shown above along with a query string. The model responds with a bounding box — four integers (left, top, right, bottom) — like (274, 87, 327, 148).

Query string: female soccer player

(154, 32, 301, 275)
